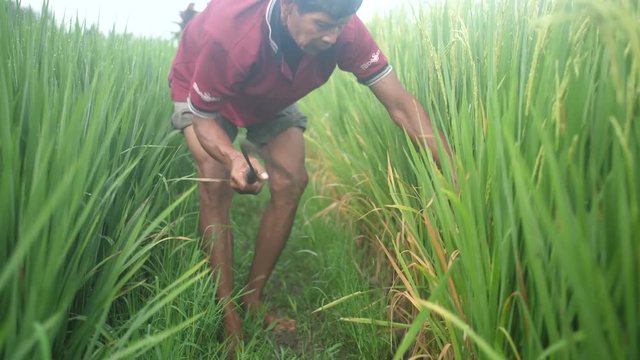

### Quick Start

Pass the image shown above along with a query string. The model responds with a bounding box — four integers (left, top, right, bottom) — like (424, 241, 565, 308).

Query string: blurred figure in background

(173, 2, 199, 39)
(179, 3, 198, 30)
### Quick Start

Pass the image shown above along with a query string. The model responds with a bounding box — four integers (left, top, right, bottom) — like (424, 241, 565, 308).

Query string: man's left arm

(370, 70, 454, 170)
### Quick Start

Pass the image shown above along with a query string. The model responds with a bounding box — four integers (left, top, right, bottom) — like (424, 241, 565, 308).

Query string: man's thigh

(246, 104, 307, 147)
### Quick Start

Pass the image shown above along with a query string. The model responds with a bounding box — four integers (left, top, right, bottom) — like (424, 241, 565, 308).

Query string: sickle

(240, 141, 259, 184)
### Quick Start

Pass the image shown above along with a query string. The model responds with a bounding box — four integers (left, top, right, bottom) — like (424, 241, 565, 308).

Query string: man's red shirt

(169, 0, 392, 127)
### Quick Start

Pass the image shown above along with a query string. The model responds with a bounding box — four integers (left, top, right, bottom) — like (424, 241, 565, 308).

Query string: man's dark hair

(294, 0, 363, 19)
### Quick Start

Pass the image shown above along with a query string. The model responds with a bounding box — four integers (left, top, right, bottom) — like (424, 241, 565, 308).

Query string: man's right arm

(192, 115, 239, 166)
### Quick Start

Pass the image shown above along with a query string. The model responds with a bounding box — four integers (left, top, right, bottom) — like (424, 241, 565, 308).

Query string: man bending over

(168, 0, 454, 351)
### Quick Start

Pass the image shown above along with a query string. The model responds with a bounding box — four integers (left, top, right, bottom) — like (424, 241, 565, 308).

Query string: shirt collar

(265, 0, 280, 53)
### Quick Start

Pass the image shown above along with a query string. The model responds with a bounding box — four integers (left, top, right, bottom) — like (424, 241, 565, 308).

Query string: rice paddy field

(1, 0, 638, 359)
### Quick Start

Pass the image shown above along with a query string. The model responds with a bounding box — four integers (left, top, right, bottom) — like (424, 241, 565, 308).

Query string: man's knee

(269, 169, 308, 206)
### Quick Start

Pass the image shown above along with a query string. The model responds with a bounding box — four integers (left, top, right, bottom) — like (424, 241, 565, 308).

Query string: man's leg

(183, 126, 242, 343)
(241, 127, 308, 328)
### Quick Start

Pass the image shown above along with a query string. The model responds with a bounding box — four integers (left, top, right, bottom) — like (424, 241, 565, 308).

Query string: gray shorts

(171, 102, 307, 146)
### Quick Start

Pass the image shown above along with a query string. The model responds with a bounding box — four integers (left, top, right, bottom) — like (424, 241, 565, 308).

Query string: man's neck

(272, 0, 304, 71)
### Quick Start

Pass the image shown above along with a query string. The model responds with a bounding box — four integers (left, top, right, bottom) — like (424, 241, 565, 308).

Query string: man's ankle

(241, 294, 261, 310)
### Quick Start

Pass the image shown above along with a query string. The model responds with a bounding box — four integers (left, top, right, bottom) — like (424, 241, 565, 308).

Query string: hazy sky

(19, 0, 404, 39)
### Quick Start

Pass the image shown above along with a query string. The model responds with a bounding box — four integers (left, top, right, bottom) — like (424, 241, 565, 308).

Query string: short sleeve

(336, 16, 393, 86)
(187, 41, 245, 118)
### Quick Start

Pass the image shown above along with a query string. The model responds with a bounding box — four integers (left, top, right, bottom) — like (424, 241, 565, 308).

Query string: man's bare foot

(263, 312, 296, 332)
(241, 298, 296, 332)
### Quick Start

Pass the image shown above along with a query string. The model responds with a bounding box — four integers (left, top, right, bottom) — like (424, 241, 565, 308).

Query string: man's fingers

(231, 168, 267, 195)
(231, 145, 268, 194)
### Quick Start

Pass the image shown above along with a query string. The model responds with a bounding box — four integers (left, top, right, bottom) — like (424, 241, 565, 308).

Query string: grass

(114, 175, 395, 359)
(228, 189, 393, 359)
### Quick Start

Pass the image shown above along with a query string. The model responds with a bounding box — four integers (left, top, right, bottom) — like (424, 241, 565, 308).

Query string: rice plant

(0, 2, 212, 358)
(302, 0, 639, 358)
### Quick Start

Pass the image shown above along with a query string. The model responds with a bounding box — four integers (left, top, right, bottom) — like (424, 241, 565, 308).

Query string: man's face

(281, 2, 351, 55)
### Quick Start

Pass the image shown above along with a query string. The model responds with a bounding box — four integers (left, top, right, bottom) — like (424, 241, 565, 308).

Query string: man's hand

(192, 115, 269, 194)
(228, 152, 268, 194)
